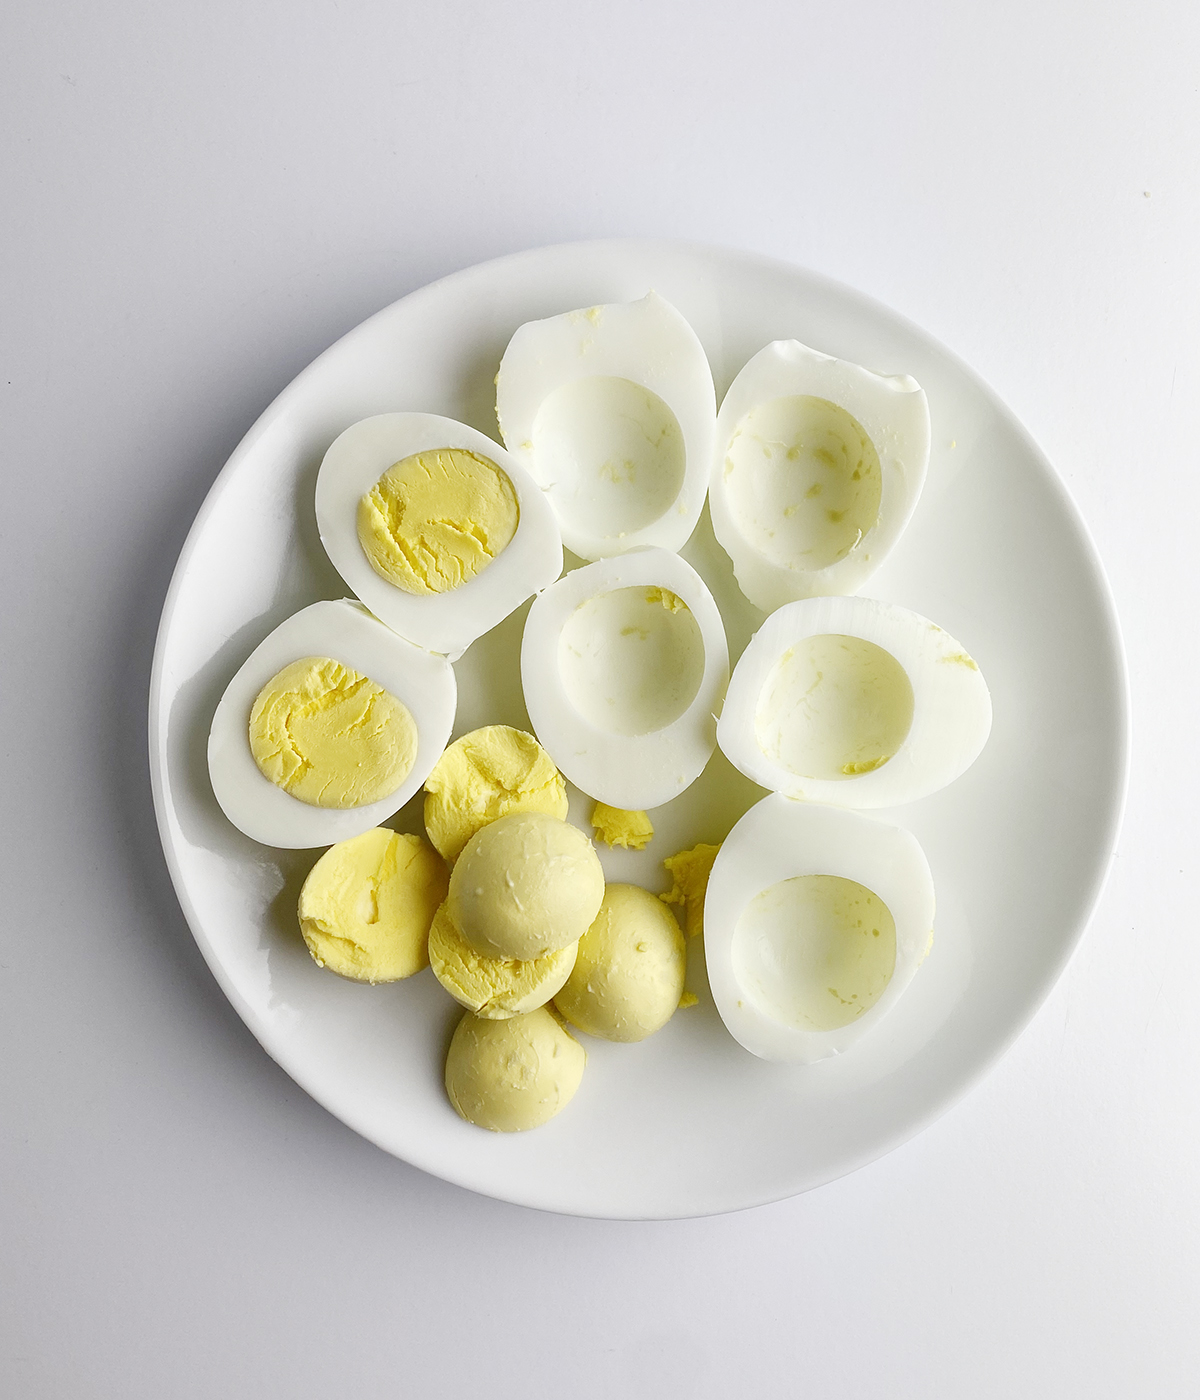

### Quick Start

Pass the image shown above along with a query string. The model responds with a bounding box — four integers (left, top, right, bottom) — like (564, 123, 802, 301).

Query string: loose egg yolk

(733, 874, 897, 1032)
(298, 827, 448, 982)
(249, 656, 417, 808)
(660, 841, 721, 939)
(428, 900, 577, 1019)
(357, 447, 520, 595)
(591, 802, 654, 850)
(423, 725, 568, 864)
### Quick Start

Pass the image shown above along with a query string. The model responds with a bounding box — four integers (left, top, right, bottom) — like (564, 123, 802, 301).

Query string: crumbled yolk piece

(423, 725, 567, 864)
(428, 900, 577, 1019)
(297, 827, 448, 983)
(591, 802, 654, 850)
(357, 447, 520, 595)
(249, 656, 417, 809)
(660, 842, 721, 939)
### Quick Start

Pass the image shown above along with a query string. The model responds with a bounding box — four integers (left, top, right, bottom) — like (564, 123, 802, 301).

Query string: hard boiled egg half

(208, 599, 456, 848)
(316, 413, 562, 658)
(718, 595, 991, 808)
(496, 292, 716, 561)
(705, 796, 936, 1062)
(520, 548, 729, 811)
(710, 341, 930, 612)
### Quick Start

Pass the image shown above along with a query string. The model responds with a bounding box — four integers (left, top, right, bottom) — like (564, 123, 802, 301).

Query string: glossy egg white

(315, 412, 562, 659)
(496, 291, 716, 561)
(208, 599, 457, 849)
(718, 595, 991, 808)
(710, 340, 930, 612)
(705, 795, 936, 1063)
(520, 548, 729, 810)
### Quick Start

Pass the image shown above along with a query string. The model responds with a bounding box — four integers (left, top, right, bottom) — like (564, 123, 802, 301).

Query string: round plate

(148, 240, 1128, 1219)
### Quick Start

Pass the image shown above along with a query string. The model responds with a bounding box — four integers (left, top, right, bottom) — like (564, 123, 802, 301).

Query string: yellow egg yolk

(297, 827, 448, 982)
(423, 725, 568, 864)
(660, 842, 721, 939)
(428, 901, 577, 1019)
(590, 802, 654, 850)
(248, 656, 417, 809)
(357, 447, 520, 595)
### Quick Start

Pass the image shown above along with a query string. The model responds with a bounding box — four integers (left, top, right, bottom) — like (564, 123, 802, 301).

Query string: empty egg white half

(315, 413, 563, 659)
(520, 548, 729, 811)
(208, 599, 457, 848)
(495, 291, 716, 561)
(718, 595, 991, 808)
(710, 341, 930, 612)
(705, 795, 935, 1063)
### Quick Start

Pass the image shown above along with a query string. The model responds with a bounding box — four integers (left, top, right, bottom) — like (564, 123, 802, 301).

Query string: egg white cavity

(521, 548, 729, 811)
(315, 413, 562, 659)
(496, 292, 716, 561)
(208, 599, 457, 848)
(710, 341, 930, 611)
(718, 595, 991, 808)
(705, 795, 935, 1062)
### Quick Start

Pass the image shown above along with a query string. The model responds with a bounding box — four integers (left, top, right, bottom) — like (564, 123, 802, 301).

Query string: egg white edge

(207, 598, 457, 849)
(709, 340, 931, 612)
(520, 547, 730, 811)
(717, 595, 992, 809)
(315, 412, 564, 660)
(495, 291, 717, 560)
(704, 794, 936, 1063)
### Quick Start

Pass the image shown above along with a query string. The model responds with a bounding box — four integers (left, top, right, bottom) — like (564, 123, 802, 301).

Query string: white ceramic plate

(148, 240, 1128, 1219)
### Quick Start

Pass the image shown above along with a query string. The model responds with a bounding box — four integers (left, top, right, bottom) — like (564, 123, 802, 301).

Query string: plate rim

(147, 236, 1131, 1219)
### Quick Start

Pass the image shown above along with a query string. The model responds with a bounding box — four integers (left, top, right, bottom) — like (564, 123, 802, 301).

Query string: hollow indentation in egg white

(755, 634, 914, 781)
(723, 396, 882, 572)
(557, 586, 705, 737)
(531, 376, 686, 542)
(731, 875, 897, 1032)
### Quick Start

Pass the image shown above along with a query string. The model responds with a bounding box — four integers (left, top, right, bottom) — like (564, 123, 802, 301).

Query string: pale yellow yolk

(590, 802, 654, 850)
(445, 1007, 586, 1133)
(249, 657, 417, 809)
(357, 447, 520, 595)
(423, 725, 568, 864)
(428, 901, 577, 1019)
(554, 884, 685, 1043)
(297, 828, 448, 982)
(660, 842, 721, 939)
(447, 811, 605, 962)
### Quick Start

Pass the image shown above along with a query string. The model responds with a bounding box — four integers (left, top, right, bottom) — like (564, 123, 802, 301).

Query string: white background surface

(1, 2, 1195, 1395)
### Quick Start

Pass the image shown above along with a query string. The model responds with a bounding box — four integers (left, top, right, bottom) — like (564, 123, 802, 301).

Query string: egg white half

(496, 292, 716, 561)
(208, 599, 457, 848)
(316, 413, 562, 659)
(710, 340, 930, 612)
(520, 548, 729, 810)
(718, 595, 991, 808)
(705, 795, 936, 1063)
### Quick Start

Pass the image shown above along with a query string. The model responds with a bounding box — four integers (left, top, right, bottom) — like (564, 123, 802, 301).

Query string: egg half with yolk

(208, 599, 456, 848)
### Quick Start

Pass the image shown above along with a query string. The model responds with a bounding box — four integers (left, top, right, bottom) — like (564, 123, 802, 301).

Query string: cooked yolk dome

(731, 874, 897, 1031)
(554, 883, 686, 1043)
(297, 827, 448, 982)
(428, 900, 577, 1019)
(248, 656, 418, 809)
(357, 447, 520, 595)
(445, 1007, 586, 1133)
(447, 811, 605, 961)
(423, 725, 568, 864)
